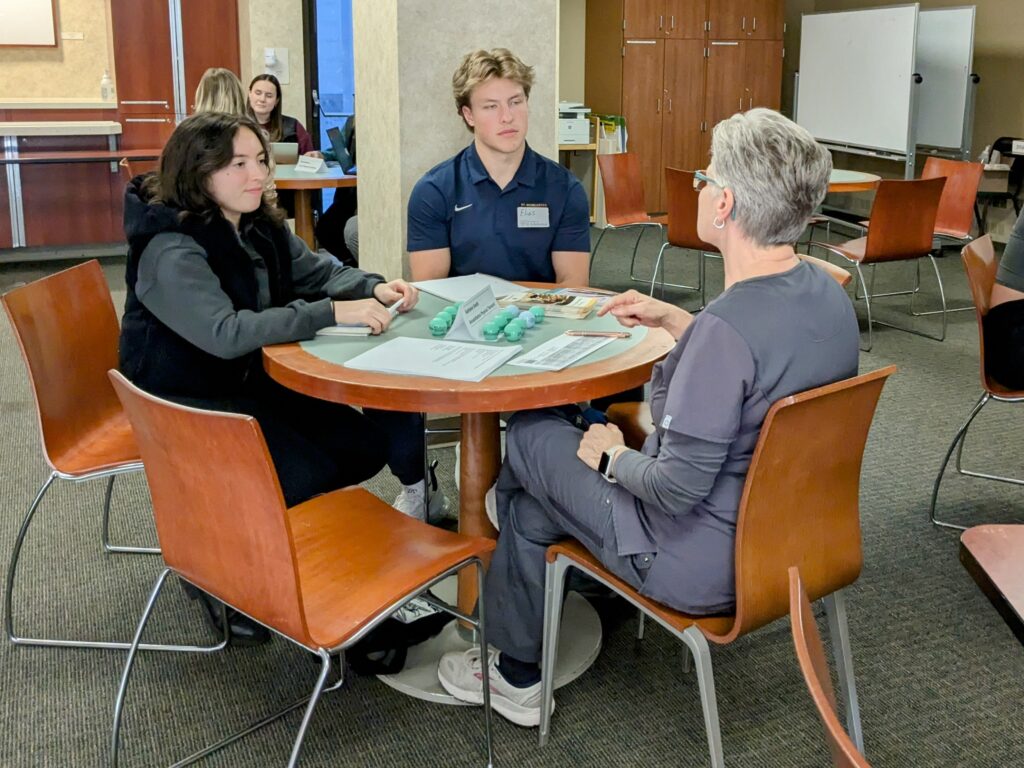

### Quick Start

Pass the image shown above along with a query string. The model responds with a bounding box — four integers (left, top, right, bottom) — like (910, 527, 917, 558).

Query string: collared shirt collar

(466, 141, 538, 190)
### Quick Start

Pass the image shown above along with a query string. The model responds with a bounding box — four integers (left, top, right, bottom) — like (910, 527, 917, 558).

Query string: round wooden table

(273, 164, 357, 249)
(263, 288, 674, 701)
(828, 169, 881, 193)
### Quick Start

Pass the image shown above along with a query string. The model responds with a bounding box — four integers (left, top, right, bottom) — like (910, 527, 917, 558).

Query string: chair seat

(985, 376, 1024, 399)
(547, 539, 735, 639)
(289, 488, 496, 649)
(607, 212, 667, 228)
(605, 402, 654, 450)
(48, 409, 141, 477)
(829, 237, 867, 262)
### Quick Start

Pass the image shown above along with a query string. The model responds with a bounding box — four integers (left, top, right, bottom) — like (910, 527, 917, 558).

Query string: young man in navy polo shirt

(369, 48, 592, 520)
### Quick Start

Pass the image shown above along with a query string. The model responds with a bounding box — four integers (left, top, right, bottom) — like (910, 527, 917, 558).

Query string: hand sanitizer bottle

(100, 70, 114, 102)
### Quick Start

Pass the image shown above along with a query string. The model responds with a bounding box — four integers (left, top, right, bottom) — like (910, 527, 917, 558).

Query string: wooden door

(624, 0, 665, 38)
(120, 114, 177, 150)
(664, 0, 706, 39)
(662, 39, 706, 195)
(749, 0, 785, 40)
(707, 0, 751, 40)
(746, 41, 783, 110)
(109, 0, 174, 115)
(704, 41, 745, 131)
(181, 0, 241, 114)
(622, 39, 665, 212)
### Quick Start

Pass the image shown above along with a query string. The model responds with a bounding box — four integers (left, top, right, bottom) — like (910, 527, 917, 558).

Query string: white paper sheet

(412, 273, 526, 303)
(507, 333, 616, 371)
(446, 285, 499, 342)
(343, 337, 521, 382)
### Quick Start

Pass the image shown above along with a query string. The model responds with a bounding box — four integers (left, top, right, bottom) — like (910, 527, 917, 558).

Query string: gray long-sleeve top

(135, 227, 384, 360)
(996, 208, 1024, 292)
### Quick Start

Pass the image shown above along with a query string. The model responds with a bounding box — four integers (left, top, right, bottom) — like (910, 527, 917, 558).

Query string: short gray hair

(710, 108, 832, 247)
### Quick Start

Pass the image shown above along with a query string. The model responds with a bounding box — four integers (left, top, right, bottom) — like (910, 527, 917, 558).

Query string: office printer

(559, 101, 591, 145)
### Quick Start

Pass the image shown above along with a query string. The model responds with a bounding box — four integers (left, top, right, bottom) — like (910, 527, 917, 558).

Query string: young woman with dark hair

(119, 112, 418, 645)
(246, 73, 320, 157)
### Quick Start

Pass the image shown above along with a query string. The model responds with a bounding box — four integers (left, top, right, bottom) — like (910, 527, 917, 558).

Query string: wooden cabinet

(109, 1, 175, 116)
(585, 0, 784, 212)
(181, 0, 241, 113)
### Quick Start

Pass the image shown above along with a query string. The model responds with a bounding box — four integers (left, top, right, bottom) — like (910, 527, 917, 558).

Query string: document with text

(343, 337, 522, 382)
(507, 333, 616, 371)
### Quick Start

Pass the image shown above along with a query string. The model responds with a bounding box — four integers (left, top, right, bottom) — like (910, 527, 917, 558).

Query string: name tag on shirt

(517, 203, 550, 228)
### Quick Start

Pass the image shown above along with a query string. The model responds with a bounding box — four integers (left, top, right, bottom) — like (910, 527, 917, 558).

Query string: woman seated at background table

(436, 108, 861, 726)
(194, 67, 247, 115)
(984, 207, 1024, 389)
(246, 73, 320, 157)
(119, 111, 417, 645)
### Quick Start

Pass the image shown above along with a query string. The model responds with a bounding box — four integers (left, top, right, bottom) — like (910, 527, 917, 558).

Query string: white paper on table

(412, 273, 526, 303)
(446, 285, 499, 342)
(507, 333, 617, 371)
(343, 337, 522, 382)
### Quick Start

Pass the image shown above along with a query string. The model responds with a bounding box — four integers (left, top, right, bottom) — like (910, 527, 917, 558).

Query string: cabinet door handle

(658, 14, 663, 30)
(752, 17, 757, 31)
(657, 98, 661, 114)
(120, 100, 169, 107)
(125, 117, 172, 123)
(670, 15, 675, 30)
(739, 97, 744, 110)
(748, 96, 753, 110)
(667, 97, 673, 113)
(741, 16, 746, 31)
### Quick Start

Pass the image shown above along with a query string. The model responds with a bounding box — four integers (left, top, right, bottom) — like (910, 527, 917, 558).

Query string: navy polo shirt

(406, 142, 590, 283)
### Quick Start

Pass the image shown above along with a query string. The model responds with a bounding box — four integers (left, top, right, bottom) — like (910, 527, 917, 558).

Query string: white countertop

(0, 121, 122, 137)
(0, 98, 116, 110)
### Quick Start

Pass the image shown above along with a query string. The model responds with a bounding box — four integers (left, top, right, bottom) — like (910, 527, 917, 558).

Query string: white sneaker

(437, 647, 549, 727)
(393, 481, 448, 522)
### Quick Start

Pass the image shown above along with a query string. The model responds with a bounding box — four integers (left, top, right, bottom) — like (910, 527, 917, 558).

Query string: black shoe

(185, 586, 272, 648)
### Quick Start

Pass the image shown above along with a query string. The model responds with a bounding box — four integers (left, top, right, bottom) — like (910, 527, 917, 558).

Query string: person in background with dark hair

(119, 112, 418, 645)
(246, 73, 321, 157)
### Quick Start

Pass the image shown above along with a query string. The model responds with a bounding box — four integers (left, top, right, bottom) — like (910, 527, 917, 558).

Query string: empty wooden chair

(929, 236, 1024, 530)
(592, 152, 667, 282)
(539, 366, 897, 766)
(107, 371, 498, 767)
(789, 566, 872, 768)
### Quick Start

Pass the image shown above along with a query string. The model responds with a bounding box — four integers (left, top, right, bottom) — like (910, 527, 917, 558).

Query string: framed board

(916, 6, 976, 151)
(796, 4, 919, 155)
(0, 0, 58, 47)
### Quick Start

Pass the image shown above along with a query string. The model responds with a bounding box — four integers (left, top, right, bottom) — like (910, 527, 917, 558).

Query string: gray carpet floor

(1, 227, 1022, 767)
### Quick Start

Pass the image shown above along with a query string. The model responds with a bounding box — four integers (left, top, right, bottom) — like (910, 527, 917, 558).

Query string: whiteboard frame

(915, 6, 977, 158)
(0, 0, 58, 48)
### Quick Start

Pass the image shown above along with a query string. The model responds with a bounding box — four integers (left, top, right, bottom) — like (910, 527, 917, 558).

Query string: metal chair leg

(286, 650, 333, 768)
(929, 393, 989, 531)
(589, 227, 608, 282)
(101, 472, 161, 555)
(853, 262, 874, 352)
(5, 472, 56, 644)
(636, 611, 646, 641)
(681, 626, 724, 768)
(627, 228, 647, 281)
(538, 555, 571, 748)
(823, 591, 864, 754)
(474, 558, 496, 768)
(681, 644, 692, 674)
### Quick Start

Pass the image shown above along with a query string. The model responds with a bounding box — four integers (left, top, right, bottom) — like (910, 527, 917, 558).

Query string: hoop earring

(713, 216, 725, 230)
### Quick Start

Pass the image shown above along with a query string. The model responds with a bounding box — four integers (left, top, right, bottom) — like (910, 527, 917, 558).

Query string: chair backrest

(705, 365, 896, 644)
(1, 260, 130, 473)
(598, 152, 651, 227)
(961, 236, 999, 391)
(108, 370, 310, 644)
(789, 567, 872, 768)
(863, 177, 946, 263)
(664, 167, 719, 252)
(921, 157, 984, 238)
(798, 254, 853, 289)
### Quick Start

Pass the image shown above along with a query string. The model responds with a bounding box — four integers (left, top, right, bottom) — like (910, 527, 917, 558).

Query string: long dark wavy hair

(247, 73, 284, 142)
(143, 112, 283, 225)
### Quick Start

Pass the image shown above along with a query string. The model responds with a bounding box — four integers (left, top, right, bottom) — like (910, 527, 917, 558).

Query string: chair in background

(1, 260, 201, 653)
(649, 167, 720, 306)
(813, 177, 946, 351)
(977, 136, 1024, 233)
(789, 566, 872, 768)
(929, 236, 1024, 530)
(539, 366, 897, 766)
(591, 152, 667, 282)
(107, 371, 497, 768)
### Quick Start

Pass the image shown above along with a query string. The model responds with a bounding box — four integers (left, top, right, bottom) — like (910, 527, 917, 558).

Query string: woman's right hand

(333, 298, 393, 335)
(598, 290, 692, 339)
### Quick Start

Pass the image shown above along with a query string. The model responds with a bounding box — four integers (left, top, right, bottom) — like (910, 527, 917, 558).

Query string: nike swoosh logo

(454, 203, 473, 212)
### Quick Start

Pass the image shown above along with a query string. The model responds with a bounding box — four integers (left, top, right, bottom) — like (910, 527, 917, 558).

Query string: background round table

(828, 169, 881, 193)
(273, 164, 356, 249)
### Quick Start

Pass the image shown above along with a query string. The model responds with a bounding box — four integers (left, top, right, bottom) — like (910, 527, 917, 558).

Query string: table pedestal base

(378, 577, 602, 705)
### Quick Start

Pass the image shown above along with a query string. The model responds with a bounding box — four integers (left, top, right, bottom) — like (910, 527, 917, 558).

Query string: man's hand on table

(577, 423, 626, 471)
(598, 290, 693, 341)
(373, 279, 420, 312)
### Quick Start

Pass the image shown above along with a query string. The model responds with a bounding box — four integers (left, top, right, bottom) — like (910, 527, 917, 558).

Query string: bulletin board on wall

(0, 0, 58, 47)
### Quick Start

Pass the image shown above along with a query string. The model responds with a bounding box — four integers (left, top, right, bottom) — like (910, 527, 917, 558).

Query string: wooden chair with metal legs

(539, 366, 896, 767)
(789, 566, 872, 768)
(591, 152, 667, 282)
(929, 236, 1024, 530)
(0, 261, 214, 653)
(107, 371, 497, 768)
(650, 168, 721, 306)
(813, 177, 946, 351)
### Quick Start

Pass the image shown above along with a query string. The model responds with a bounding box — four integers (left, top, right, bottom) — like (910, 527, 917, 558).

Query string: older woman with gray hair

(437, 108, 860, 727)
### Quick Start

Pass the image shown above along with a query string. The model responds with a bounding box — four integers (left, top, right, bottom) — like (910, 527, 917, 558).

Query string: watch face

(598, 449, 612, 477)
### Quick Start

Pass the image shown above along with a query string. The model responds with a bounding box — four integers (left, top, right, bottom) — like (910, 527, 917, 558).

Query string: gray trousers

(483, 410, 652, 664)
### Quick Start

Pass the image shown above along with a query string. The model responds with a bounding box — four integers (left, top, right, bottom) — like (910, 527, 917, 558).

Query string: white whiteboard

(916, 7, 975, 149)
(796, 4, 919, 154)
(0, 0, 57, 47)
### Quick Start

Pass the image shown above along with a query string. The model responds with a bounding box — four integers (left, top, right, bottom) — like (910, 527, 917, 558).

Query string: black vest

(120, 209, 295, 399)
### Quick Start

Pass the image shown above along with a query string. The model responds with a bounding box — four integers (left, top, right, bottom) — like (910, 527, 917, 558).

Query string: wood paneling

(662, 39, 706, 179)
(750, 0, 785, 40)
(708, 0, 749, 39)
(181, 0, 241, 113)
(585, 0, 626, 115)
(665, 0, 706, 39)
(747, 41, 784, 110)
(119, 114, 176, 150)
(624, 0, 663, 38)
(0, 169, 11, 249)
(109, 0, 174, 115)
(622, 40, 665, 210)
(704, 42, 745, 129)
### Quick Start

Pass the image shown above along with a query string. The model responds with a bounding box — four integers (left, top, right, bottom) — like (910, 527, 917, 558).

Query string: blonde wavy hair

(452, 48, 534, 132)
(194, 68, 247, 115)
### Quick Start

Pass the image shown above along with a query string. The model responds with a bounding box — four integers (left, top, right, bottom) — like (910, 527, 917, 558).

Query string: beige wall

(559, 0, 587, 103)
(0, 0, 115, 101)
(242, 0, 308, 124)
(354, 0, 560, 279)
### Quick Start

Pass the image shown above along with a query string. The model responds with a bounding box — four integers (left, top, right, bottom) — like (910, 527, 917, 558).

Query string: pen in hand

(565, 330, 631, 339)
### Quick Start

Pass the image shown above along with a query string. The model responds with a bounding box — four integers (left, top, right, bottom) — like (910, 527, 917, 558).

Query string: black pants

(983, 298, 1024, 390)
(362, 408, 425, 486)
(169, 371, 388, 507)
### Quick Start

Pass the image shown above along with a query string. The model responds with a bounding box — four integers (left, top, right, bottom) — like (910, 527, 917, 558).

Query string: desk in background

(273, 164, 357, 250)
(960, 524, 1024, 646)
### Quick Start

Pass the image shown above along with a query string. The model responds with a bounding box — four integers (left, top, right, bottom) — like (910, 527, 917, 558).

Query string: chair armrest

(605, 402, 654, 450)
